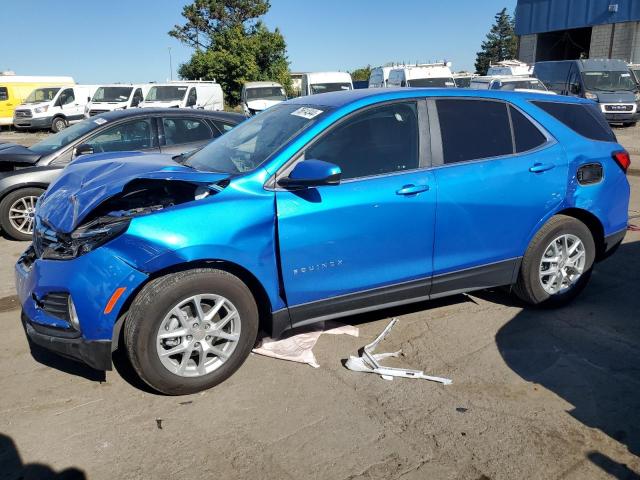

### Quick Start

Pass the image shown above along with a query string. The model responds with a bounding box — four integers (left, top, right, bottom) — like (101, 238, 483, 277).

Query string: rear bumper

(22, 311, 112, 370)
(600, 228, 627, 260)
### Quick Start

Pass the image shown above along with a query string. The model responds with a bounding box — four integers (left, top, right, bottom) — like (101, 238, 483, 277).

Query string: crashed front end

(15, 154, 230, 370)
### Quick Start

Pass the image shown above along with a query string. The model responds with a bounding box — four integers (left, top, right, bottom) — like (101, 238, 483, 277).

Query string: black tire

(0, 187, 45, 241)
(124, 268, 259, 395)
(513, 215, 595, 307)
(51, 116, 67, 133)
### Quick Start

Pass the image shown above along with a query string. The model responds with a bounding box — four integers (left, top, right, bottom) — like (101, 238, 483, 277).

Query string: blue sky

(2, 0, 517, 83)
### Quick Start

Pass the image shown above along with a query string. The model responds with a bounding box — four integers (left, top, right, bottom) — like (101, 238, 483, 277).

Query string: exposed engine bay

(33, 178, 226, 260)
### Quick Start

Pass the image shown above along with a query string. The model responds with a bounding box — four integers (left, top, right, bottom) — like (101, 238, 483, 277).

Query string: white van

(241, 81, 286, 116)
(85, 84, 151, 117)
(387, 64, 456, 88)
(486, 60, 532, 76)
(470, 75, 554, 94)
(139, 81, 223, 110)
(368, 67, 396, 88)
(300, 72, 353, 96)
(0, 75, 75, 126)
(13, 84, 99, 132)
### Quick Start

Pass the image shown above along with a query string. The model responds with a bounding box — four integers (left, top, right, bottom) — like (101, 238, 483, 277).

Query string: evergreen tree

(475, 8, 518, 75)
(170, 0, 292, 105)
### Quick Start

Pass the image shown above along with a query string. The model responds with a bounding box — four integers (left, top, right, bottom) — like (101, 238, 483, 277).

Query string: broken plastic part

(345, 318, 452, 385)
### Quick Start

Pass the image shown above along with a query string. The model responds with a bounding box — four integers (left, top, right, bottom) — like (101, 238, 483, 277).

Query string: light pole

(168, 47, 173, 81)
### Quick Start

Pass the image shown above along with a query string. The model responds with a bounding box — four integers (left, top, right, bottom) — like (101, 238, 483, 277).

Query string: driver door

(275, 100, 436, 325)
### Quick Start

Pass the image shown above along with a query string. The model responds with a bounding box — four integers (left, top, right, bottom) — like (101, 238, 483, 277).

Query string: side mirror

(277, 159, 341, 189)
(74, 144, 94, 157)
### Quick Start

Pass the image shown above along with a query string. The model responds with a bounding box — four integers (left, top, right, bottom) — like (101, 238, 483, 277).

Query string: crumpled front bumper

(15, 245, 148, 370)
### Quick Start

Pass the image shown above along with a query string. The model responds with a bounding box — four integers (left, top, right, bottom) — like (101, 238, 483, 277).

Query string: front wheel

(0, 187, 45, 240)
(514, 215, 595, 307)
(124, 268, 259, 395)
(51, 116, 67, 133)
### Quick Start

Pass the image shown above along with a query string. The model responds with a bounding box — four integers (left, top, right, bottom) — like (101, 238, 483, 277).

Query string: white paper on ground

(252, 321, 359, 368)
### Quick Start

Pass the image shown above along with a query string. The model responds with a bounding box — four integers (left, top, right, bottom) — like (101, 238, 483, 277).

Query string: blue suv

(16, 89, 630, 394)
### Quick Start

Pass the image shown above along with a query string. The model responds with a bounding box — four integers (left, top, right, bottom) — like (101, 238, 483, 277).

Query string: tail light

(612, 150, 631, 173)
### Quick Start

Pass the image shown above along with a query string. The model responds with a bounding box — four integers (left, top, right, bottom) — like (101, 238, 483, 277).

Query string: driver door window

(304, 102, 419, 180)
(132, 88, 143, 107)
(186, 88, 197, 107)
(58, 89, 75, 106)
(84, 119, 156, 153)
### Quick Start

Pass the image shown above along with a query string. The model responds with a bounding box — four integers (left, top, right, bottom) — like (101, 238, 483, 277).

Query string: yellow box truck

(0, 75, 75, 126)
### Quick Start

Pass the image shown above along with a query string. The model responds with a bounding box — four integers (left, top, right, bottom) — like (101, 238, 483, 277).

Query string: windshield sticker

(93, 118, 107, 125)
(291, 107, 323, 119)
(621, 73, 631, 77)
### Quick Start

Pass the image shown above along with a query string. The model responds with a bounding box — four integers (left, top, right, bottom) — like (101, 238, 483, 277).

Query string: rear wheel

(0, 187, 45, 240)
(51, 116, 67, 133)
(514, 215, 595, 307)
(124, 268, 259, 395)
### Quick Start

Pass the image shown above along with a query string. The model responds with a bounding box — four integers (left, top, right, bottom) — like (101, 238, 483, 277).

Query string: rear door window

(532, 101, 616, 142)
(509, 106, 547, 153)
(162, 117, 213, 145)
(0, 87, 8, 101)
(436, 99, 513, 164)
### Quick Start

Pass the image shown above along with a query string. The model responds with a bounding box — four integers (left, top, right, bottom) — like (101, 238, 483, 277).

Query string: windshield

(92, 86, 133, 103)
(492, 79, 547, 91)
(145, 86, 188, 102)
(309, 83, 352, 95)
(24, 88, 60, 104)
(407, 77, 456, 88)
(246, 86, 286, 101)
(184, 104, 328, 173)
(582, 71, 637, 92)
(28, 118, 100, 154)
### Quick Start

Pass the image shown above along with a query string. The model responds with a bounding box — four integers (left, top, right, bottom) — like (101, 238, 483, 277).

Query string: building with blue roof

(515, 0, 640, 64)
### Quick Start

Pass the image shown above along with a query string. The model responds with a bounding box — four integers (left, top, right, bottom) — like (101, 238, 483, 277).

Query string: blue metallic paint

(15, 88, 630, 366)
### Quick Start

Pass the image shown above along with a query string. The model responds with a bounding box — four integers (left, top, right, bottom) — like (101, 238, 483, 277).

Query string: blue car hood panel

(38, 152, 229, 233)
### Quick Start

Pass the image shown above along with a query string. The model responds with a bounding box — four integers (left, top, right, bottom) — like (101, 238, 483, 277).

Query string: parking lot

(0, 128, 639, 479)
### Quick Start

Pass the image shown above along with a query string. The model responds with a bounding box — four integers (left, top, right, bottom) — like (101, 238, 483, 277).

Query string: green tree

(350, 65, 372, 82)
(474, 8, 518, 75)
(170, 0, 292, 105)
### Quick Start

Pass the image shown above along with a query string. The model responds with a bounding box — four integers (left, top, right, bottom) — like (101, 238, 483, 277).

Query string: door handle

(529, 163, 555, 173)
(396, 184, 430, 196)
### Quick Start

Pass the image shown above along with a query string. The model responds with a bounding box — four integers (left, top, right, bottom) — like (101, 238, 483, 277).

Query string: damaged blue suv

(16, 89, 630, 395)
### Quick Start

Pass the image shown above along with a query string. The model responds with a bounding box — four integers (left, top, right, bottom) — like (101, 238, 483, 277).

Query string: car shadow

(495, 240, 640, 466)
(26, 341, 105, 383)
(0, 432, 86, 479)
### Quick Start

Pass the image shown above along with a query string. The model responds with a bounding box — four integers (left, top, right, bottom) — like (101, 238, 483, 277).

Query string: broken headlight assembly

(38, 217, 131, 260)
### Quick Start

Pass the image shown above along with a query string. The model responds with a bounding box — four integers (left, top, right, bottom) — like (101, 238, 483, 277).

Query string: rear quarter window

(531, 101, 616, 142)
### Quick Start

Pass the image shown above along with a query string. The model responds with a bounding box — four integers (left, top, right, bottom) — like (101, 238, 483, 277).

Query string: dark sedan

(0, 108, 245, 240)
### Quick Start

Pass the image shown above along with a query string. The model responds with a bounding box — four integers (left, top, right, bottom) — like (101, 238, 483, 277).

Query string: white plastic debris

(345, 318, 452, 385)
(252, 321, 359, 368)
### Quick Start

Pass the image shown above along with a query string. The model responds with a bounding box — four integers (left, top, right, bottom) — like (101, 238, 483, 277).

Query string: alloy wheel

(156, 294, 241, 377)
(8, 195, 39, 235)
(539, 233, 586, 295)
